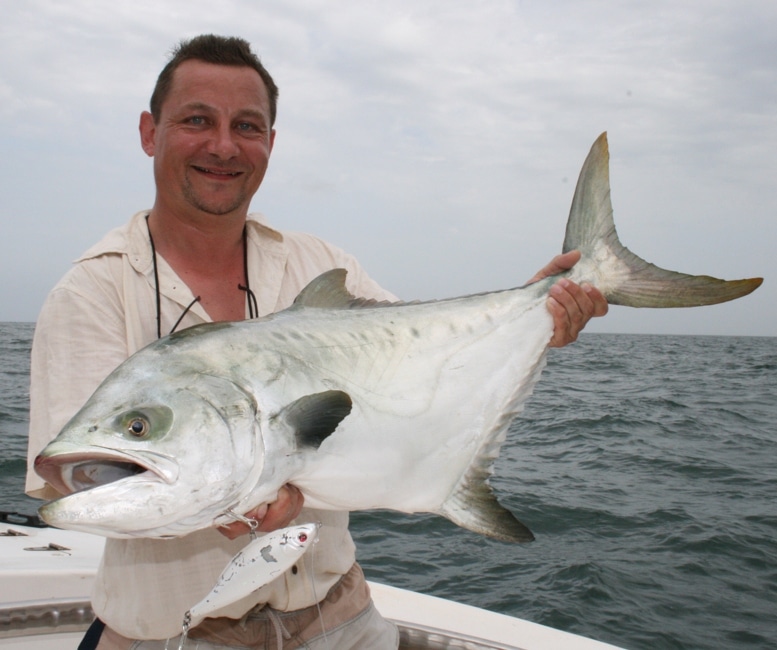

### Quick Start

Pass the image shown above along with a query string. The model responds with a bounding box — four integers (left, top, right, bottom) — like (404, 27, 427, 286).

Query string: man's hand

(528, 250, 608, 347)
(218, 484, 305, 540)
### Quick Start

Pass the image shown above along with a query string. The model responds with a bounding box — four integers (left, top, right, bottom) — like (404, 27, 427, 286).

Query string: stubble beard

(181, 176, 248, 216)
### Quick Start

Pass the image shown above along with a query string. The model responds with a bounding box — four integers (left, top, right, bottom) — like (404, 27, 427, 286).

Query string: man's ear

(139, 111, 156, 157)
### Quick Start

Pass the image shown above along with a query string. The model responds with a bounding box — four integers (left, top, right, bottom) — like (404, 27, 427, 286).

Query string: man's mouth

(193, 165, 243, 177)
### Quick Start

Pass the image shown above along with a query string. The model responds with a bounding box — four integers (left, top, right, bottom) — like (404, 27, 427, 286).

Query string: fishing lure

(177, 522, 319, 649)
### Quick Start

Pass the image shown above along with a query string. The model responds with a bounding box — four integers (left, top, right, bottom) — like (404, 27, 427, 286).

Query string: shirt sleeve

(278, 231, 398, 307)
(26, 265, 130, 499)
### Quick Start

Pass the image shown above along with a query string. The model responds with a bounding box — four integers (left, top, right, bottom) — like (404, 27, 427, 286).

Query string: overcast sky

(1, 0, 773, 336)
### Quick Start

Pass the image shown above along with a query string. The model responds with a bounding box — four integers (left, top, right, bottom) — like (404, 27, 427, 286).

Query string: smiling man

(26, 34, 606, 650)
(139, 58, 278, 323)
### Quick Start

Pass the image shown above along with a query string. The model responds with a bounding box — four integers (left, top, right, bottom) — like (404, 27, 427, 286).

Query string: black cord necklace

(238, 225, 259, 320)
(145, 215, 257, 339)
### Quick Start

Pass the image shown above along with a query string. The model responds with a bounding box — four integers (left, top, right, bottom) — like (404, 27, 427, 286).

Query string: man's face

(140, 60, 275, 219)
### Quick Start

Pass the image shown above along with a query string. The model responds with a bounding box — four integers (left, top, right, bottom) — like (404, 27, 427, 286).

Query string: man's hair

(149, 34, 279, 125)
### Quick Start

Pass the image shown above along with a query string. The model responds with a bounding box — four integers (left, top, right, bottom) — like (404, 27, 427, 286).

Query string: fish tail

(564, 133, 762, 307)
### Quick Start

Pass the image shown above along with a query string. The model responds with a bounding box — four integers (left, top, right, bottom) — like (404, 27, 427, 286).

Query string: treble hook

(224, 508, 260, 539)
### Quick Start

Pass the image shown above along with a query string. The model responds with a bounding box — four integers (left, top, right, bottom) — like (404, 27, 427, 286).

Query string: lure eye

(128, 417, 149, 437)
(298, 533, 308, 542)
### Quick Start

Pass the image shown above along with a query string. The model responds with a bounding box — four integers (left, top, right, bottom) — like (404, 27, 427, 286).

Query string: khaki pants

(95, 564, 398, 650)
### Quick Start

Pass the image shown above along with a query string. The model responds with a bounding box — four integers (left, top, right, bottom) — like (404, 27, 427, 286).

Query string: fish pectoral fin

(439, 480, 535, 543)
(281, 390, 353, 449)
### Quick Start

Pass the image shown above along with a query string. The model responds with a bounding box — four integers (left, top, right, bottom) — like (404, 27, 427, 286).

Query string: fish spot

(410, 327, 421, 338)
(260, 545, 278, 563)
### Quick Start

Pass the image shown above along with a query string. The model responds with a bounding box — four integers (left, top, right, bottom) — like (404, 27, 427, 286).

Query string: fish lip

(35, 446, 179, 496)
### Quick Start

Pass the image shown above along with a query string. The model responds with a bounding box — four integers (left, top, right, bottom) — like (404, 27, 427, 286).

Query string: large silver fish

(35, 134, 762, 541)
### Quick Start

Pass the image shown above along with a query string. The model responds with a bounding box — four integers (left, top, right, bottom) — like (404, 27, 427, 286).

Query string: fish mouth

(35, 448, 179, 496)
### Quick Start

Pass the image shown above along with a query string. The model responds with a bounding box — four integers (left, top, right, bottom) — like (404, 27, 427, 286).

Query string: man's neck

(146, 207, 250, 322)
(147, 206, 246, 258)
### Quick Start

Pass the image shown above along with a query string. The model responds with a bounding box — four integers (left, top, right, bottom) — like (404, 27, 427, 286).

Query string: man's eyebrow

(179, 102, 215, 113)
(234, 108, 269, 123)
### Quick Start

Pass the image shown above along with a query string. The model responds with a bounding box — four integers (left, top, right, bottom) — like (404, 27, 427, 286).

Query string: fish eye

(127, 417, 149, 437)
(113, 406, 173, 441)
(298, 533, 308, 542)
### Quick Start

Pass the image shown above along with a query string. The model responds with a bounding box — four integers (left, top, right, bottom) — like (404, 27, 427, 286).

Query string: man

(26, 35, 607, 649)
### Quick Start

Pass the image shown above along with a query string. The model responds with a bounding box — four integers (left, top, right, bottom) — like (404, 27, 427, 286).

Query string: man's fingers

(258, 485, 304, 533)
(547, 278, 607, 347)
(216, 485, 305, 540)
(527, 250, 582, 284)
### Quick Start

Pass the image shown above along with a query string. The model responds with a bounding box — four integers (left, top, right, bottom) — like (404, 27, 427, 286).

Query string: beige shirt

(26, 211, 395, 639)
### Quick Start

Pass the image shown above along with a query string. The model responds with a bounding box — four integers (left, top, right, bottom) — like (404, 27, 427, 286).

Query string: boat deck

(1, 515, 624, 650)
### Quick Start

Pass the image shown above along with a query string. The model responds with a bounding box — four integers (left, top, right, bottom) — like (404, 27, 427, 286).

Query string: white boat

(0, 512, 625, 650)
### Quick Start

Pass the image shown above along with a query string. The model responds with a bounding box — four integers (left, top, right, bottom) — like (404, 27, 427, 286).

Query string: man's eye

(236, 122, 257, 132)
(187, 116, 206, 125)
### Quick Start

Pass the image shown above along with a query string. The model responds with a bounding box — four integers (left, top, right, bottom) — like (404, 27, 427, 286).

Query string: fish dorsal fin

(292, 269, 397, 309)
(292, 269, 356, 309)
(281, 390, 353, 449)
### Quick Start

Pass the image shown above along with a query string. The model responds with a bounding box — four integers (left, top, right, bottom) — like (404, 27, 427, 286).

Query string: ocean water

(1, 322, 775, 650)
